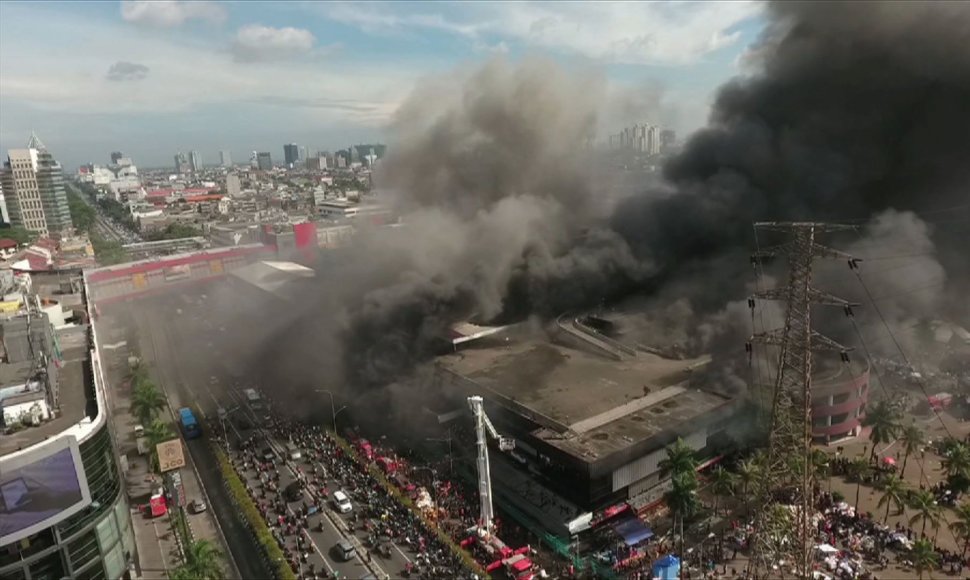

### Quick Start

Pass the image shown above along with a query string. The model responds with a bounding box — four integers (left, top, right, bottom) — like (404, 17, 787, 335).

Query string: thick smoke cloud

(256, 1, 969, 409)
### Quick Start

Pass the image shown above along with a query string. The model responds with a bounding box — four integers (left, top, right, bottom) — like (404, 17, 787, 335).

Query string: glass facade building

(0, 425, 133, 580)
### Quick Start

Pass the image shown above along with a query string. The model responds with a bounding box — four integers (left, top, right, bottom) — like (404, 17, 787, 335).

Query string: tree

(664, 472, 699, 533)
(910, 538, 939, 580)
(846, 457, 871, 510)
(907, 488, 943, 537)
(658, 438, 698, 479)
(942, 442, 970, 493)
(900, 423, 925, 477)
(131, 381, 167, 426)
(862, 400, 902, 461)
(144, 418, 175, 473)
(736, 458, 761, 516)
(952, 501, 970, 560)
(66, 189, 96, 233)
(91, 234, 129, 265)
(0, 225, 38, 245)
(709, 466, 737, 516)
(172, 539, 224, 580)
(877, 475, 908, 523)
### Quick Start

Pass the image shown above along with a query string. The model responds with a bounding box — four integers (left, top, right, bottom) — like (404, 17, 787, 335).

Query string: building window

(832, 392, 851, 405)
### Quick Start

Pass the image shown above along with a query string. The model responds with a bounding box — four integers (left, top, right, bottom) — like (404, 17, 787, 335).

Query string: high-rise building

(189, 150, 202, 172)
(256, 152, 273, 171)
(220, 150, 232, 167)
(609, 123, 664, 155)
(283, 143, 299, 167)
(0, 133, 73, 236)
(174, 151, 191, 174)
(110, 151, 124, 164)
(226, 173, 241, 197)
(249, 151, 258, 169)
(298, 146, 308, 162)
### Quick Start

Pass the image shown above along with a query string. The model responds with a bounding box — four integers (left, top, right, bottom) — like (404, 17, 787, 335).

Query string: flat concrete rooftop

(0, 325, 89, 455)
(438, 332, 731, 461)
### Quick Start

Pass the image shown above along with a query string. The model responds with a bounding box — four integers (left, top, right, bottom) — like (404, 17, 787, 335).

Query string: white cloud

(328, 1, 762, 65)
(0, 16, 407, 127)
(120, 1, 227, 27)
(232, 24, 317, 62)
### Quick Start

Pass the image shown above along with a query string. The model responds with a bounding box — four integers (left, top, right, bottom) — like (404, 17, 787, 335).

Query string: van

(286, 443, 301, 460)
(332, 540, 356, 562)
(332, 490, 352, 513)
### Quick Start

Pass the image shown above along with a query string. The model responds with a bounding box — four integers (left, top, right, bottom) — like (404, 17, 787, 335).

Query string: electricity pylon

(747, 222, 856, 578)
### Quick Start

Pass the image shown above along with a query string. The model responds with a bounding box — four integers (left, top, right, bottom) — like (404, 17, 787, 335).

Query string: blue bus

(179, 407, 202, 439)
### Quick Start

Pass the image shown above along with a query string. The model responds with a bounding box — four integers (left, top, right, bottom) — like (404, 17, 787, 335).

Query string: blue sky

(0, 1, 765, 169)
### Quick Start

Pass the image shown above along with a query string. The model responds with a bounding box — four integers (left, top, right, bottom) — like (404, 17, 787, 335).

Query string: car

(189, 499, 207, 514)
(332, 490, 352, 513)
(283, 481, 303, 503)
(332, 540, 356, 562)
(261, 447, 275, 461)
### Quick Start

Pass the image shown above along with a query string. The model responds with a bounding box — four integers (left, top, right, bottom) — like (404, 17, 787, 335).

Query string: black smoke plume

(254, 1, 970, 408)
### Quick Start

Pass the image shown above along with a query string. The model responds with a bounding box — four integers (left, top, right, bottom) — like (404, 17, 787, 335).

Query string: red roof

(0, 238, 18, 249)
(183, 194, 223, 203)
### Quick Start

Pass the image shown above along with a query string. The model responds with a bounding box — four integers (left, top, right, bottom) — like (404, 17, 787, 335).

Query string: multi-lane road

(125, 291, 418, 579)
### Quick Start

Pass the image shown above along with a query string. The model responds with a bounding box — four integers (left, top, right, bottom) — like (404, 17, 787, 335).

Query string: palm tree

(862, 400, 902, 461)
(144, 418, 175, 473)
(177, 539, 224, 580)
(709, 466, 737, 516)
(131, 381, 167, 426)
(736, 458, 761, 515)
(846, 457, 871, 511)
(907, 488, 943, 537)
(952, 501, 970, 560)
(664, 472, 699, 548)
(877, 475, 908, 523)
(658, 438, 698, 479)
(943, 442, 970, 492)
(900, 423, 925, 477)
(910, 538, 940, 580)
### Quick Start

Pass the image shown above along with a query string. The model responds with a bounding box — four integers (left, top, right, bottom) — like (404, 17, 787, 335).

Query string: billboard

(0, 435, 92, 545)
(156, 439, 185, 473)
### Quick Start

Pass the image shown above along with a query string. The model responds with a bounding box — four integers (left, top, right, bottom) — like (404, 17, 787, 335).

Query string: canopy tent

(652, 555, 680, 580)
(612, 515, 654, 546)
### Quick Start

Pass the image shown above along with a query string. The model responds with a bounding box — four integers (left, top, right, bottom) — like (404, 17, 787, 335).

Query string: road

(131, 303, 270, 580)
(130, 294, 411, 578)
(66, 180, 142, 243)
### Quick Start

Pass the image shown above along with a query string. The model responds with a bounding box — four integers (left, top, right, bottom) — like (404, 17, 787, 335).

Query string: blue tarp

(612, 515, 654, 546)
(652, 555, 681, 580)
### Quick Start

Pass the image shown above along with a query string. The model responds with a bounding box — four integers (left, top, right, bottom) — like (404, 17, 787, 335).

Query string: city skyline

(0, 1, 765, 169)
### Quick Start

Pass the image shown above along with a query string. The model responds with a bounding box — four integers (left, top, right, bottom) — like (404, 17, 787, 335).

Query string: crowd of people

(262, 418, 487, 579)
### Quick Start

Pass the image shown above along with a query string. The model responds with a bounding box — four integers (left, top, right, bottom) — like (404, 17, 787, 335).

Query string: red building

(811, 363, 870, 445)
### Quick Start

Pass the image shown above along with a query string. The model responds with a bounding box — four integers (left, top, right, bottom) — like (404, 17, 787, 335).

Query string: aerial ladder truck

(467, 396, 538, 580)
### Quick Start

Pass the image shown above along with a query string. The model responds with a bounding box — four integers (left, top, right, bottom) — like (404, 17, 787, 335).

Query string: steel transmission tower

(748, 222, 856, 578)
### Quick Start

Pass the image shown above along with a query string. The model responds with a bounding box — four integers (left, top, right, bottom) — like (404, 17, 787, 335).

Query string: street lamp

(426, 431, 454, 475)
(314, 389, 348, 433)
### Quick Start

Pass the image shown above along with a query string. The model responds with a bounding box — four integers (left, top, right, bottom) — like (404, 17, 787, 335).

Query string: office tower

(256, 152, 273, 171)
(190, 150, 202, 172)
(0, 132, 73, 236)
(298, 146, 308, 162)
(110, 151, 124, 164)
(174, 151, 191, 173)
(220, 150, 232, 167)
(283, 143, 299, 167)
(249, 151, 258, 169)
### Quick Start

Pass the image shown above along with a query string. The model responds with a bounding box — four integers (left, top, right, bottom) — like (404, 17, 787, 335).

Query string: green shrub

(214, 446, 297, 580)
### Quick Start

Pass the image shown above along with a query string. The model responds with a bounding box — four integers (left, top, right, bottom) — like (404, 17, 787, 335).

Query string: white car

(332, 490, 352, 514)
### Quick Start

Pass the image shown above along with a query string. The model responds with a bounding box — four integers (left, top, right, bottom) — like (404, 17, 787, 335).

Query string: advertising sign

(156, 439, 186, 473)
(0, 436, 92, 546)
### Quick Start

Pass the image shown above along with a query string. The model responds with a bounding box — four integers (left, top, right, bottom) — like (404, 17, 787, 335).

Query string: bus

(179, 407, 202, 439)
